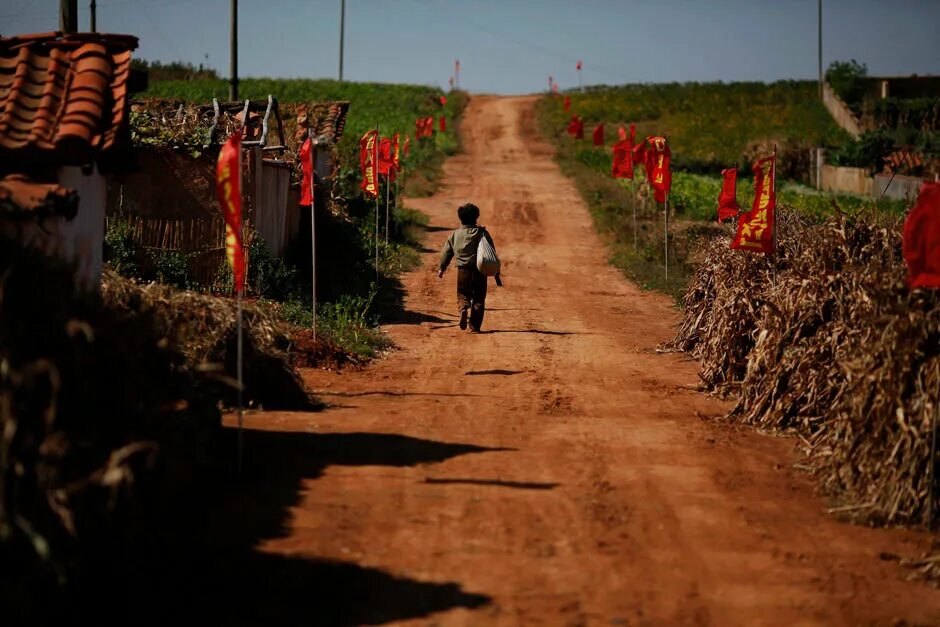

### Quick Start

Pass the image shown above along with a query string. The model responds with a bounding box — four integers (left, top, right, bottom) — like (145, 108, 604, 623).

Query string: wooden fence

(107, 215, 234, 286)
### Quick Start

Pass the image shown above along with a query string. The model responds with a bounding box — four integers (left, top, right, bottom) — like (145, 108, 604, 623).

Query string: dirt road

(226, 96, 940, 626)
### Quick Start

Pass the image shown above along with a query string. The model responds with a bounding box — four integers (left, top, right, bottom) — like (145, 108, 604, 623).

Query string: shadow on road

(465, 369, 526, 376)
(424, 477, 559, 490)
(91, 428, 501, 626)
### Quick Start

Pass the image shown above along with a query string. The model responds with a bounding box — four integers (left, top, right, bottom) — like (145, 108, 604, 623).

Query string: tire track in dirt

(227, 96, 940, 626)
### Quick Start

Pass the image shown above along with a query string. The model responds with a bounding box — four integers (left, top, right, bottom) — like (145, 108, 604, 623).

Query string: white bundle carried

(476, 229, 501, 276)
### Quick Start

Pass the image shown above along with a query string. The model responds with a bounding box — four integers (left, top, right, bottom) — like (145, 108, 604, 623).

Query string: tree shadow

(67, 428, 503, 626)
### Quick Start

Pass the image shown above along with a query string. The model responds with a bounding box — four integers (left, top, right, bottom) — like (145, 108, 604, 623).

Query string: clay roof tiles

(0, 31, 138, 167)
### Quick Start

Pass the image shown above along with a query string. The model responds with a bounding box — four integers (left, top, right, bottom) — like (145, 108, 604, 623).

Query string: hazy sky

(3, 0, 939, 94)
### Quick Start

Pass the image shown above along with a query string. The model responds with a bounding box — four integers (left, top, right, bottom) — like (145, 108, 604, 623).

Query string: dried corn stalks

(670, 210, 940, 526)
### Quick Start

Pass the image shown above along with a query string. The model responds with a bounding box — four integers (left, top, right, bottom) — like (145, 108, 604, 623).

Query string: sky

(2, 0, 939, 94)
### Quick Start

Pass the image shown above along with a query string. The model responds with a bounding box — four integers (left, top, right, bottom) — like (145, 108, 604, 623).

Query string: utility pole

(818, 0, 823, 100)
(338, 0, 345, 81)
(59, 0, 77, 33)
(90, 0, 97, 32)
(230, 0, 238, 101)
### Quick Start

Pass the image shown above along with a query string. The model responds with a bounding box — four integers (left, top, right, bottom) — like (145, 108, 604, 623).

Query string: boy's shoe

(459, 309, 468, 330)
(468, 324, 480, 333)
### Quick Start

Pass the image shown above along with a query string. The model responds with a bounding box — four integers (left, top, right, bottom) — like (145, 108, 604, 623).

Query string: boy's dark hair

(457, 203, 480, 225)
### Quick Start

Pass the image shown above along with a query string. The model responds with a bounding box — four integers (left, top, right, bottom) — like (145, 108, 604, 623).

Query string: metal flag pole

(236, 122, 245, 475)
(664, 191, 669, 283)
(375, 125, 380, 284)
(309, 133, 317, 342)
(930, 399, 939, 530)
(632, 177, 637, 252)
(385, 174, 390, 245)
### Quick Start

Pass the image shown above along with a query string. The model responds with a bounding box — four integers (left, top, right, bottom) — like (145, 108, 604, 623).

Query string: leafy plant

(104, 219, 140, 278)
(826, 59, 871, 107)
(149, 249, 190, 289)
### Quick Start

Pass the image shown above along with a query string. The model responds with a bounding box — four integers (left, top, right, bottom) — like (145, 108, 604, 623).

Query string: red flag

(564, 95, 571, 112)
(392, 132, 400, 171)
(576, 60, 582, 70)
(717, 167, 741, 223)
(439, 116, 446, 132)
(552, 83, 559, 94)
(455, 59, 460, 73)
(426, 116, 435, 136)
(612, 140, 634, 179)
(299, 137, 314, 206)
(645, 136, 671, 203)
(378, 136, 393, 176)
(440, 95, 447, 106)
(403, 134, 411, 157)
(903, 181, 940, 288)
(632, 133, 646, 168)
(359, 129, 379, 198)
(731, 154, 776, 254)
(629, 123, 636, 145)
(617, 126, 627, 141)
(566, 115, 584, 139)
(216, 132, 245, 294)
(592, 123, 604, 146)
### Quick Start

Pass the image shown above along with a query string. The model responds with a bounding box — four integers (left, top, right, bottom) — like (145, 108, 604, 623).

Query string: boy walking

(438, 203, 500, 332)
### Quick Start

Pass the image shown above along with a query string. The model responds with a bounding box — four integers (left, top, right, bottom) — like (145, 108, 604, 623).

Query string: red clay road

(227, 96, 940, 626)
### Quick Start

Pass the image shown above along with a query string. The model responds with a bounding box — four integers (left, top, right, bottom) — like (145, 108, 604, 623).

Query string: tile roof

(291, 101, 351, 145)
(0, 173, 78, 219)
(0, 31, 138, 168)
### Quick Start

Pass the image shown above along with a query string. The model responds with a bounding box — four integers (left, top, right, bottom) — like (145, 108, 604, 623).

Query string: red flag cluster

(215, 131, 246, 293)
(592, 123, 604, 147)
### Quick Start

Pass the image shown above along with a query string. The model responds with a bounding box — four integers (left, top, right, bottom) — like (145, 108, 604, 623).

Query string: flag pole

(375, 125, 380, 284)
(385, 174, 390, 245)
(310, 133, 317, 342)
(236, 138, 245, 475)
(930, 400, 939, 530)
(772, 144, 778, 286)
(632, 177, 637, 252)
(664, 191, 669, 283)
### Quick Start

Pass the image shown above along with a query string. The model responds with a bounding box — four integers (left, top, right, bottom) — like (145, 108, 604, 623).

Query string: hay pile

(101, 270, 316, 410)
(670, 210, 940, 526)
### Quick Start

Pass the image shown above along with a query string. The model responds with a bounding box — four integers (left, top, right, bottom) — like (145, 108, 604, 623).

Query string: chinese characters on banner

(359, 129, 379, 198)
(215, 132, 245, 293)
(731, 155, 776, 254)
(644, 136, 671, 203)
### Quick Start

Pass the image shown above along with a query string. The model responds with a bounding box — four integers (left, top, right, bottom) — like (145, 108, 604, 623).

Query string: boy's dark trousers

(456, 267, 487, 330)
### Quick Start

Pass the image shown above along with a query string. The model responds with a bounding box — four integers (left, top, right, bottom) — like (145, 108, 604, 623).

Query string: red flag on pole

(299, 137, 313, 206)
(563, 95, 571, 112)
(439, 116, 446, 132)
(592, 123, 604, 146)
(612, 140, 634, 179)
(644, 136, 671, 203)
(566, 115, 584, 139)
(359, 130, 379, 198)
(617, 126, 627, 141)
(903, 181, 940, 288)
(216, 131, 245, 293)
(440, 95, 447, 106)
(377, 136, 393, 176)
(576, 60, 582, 70)
(730, 154, 776, 254)
(717, 167, 741, 223)
(392, 132, 401, 171)
(629, 123, 636, 145)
